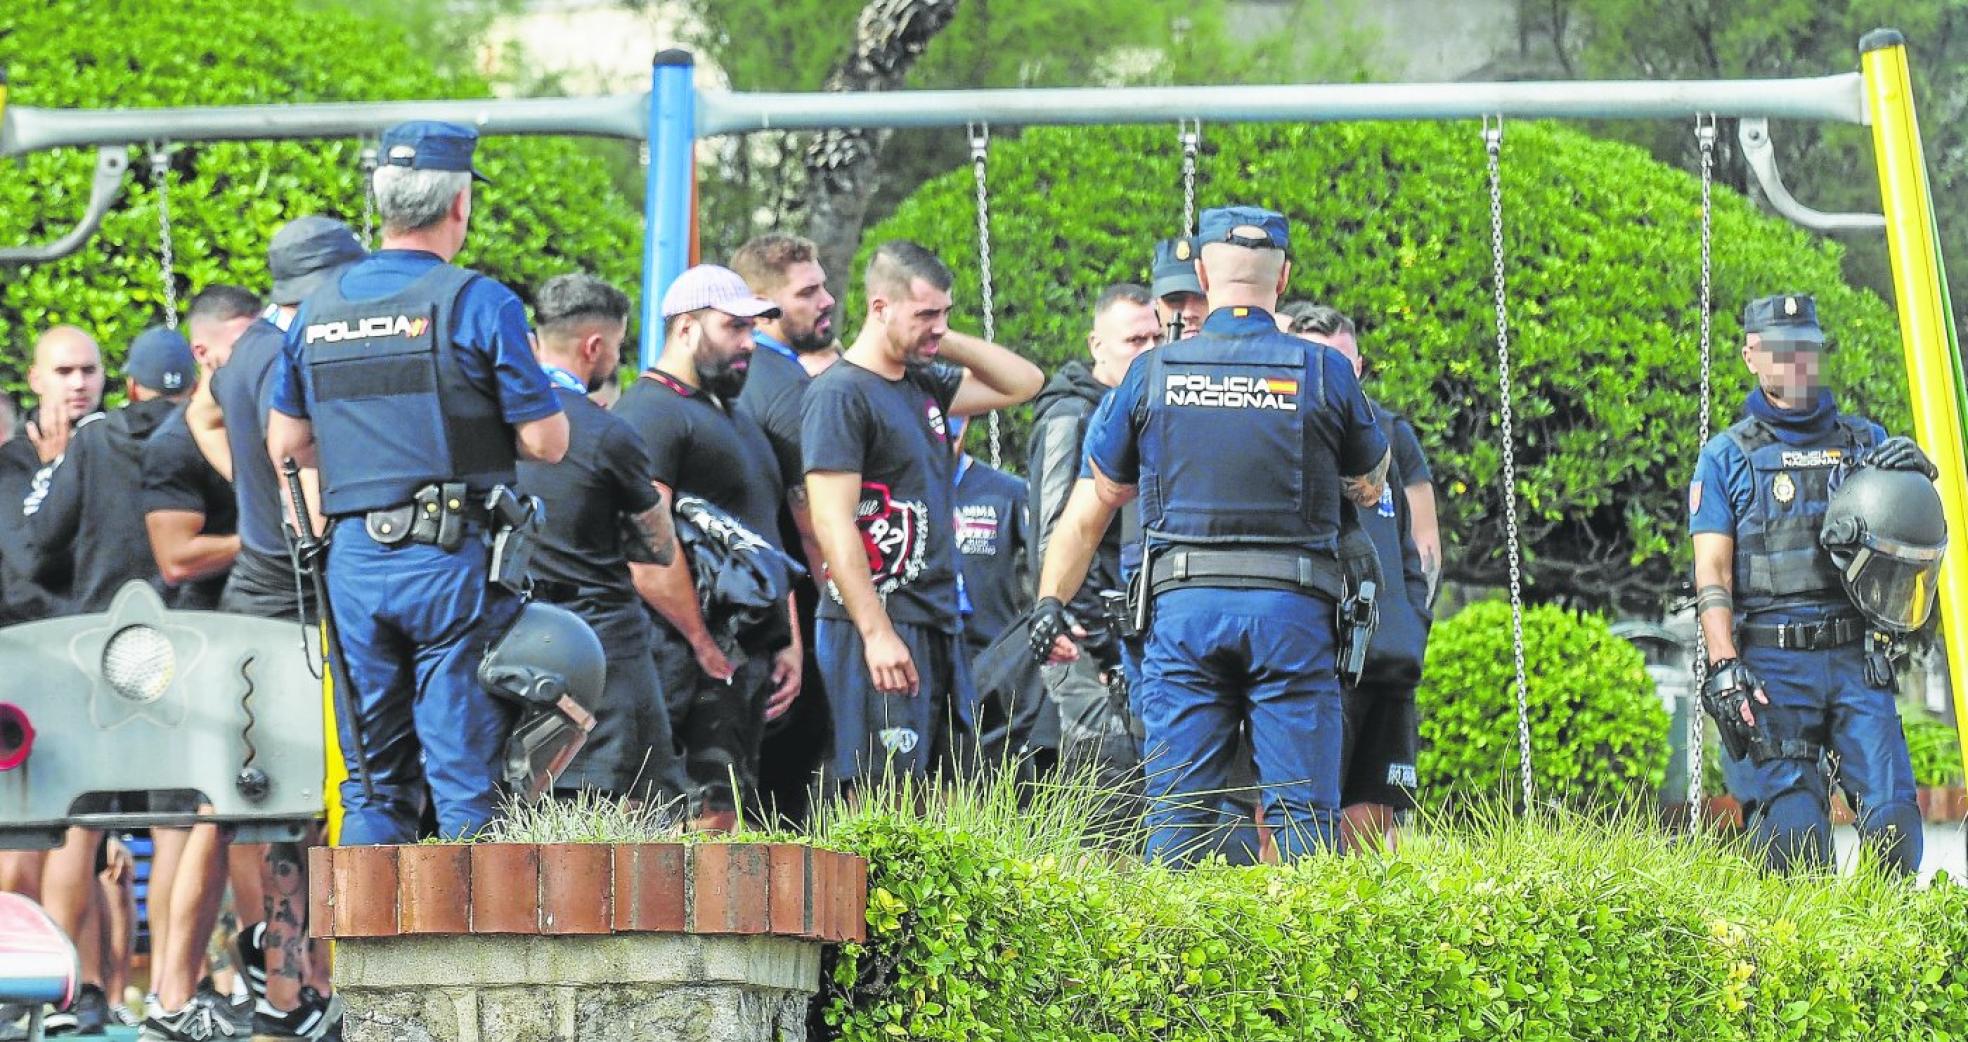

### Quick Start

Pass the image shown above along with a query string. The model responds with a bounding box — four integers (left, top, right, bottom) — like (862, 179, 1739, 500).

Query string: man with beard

(731, 233, 836, 824)
(519, 273, 686, 805)
(615, 264, 800, 832)
(801, 240, 1042, 792)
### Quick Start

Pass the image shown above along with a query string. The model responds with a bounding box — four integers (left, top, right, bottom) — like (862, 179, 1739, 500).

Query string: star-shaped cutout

(69, 581, 211, 731)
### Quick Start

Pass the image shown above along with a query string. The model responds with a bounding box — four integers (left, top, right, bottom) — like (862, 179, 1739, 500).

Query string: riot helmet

(1820, 462, 1947, 633)
(478, 602, 604, 795)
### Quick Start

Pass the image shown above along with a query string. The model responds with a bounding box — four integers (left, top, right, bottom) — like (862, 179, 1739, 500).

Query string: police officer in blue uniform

(267, 121, 569, 844)
(1691, 293, 1932, 874)
(1033, 206, 1390, 865)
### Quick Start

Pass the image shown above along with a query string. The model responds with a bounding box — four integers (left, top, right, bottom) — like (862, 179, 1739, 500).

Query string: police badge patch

(1773, 472, 1797, 504)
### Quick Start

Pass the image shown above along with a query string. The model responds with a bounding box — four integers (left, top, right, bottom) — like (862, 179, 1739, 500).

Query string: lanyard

(541, 364, 586, 394)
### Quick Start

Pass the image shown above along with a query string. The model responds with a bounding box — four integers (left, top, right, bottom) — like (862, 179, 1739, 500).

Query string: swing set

(2, 31, 1963, 811)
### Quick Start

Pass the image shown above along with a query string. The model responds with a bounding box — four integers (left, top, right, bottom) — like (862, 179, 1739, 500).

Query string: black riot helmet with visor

(1821, 461, 1948, 633)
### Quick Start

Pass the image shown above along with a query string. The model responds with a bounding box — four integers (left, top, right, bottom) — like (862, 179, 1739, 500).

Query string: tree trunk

(802, 0, 961, 291)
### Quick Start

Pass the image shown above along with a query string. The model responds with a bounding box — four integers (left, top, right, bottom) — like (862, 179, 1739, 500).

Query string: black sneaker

(137, 993, 246, 1041)
(44, 983, 108, 1036)
(250, 989, 344, 1042)
(0, 1002, 29, 1041)
(194, 983, 250, 1037)
(227, 923, 267, 1004)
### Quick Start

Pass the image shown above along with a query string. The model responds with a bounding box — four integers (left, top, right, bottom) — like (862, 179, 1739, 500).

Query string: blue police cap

(1743, 293, 1824, 344)
(1197, 205, 1289, 252)
(1151, 237, 1203, 299)
(125, 326, 197, 394)
(379, 120, 490, 184)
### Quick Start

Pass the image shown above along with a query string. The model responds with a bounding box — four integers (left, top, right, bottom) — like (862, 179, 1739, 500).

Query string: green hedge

(1906, 715, 1965, 789)
(817, 784, 1968, 1040)
(1417, 600, 1669, 811)
(0, 0, 640, 393)
(859, 122, 1909, 612)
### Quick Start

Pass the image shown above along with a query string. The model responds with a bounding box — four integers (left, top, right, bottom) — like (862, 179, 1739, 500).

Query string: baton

(282, 457, 376, 801)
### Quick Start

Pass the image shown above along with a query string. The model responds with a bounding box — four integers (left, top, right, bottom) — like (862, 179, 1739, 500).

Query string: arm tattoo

(1341, 449, 1392, 503)
(786, 484, 809, 508)
(623, 492, 677, 566)
(1695, 583, 1732, 614)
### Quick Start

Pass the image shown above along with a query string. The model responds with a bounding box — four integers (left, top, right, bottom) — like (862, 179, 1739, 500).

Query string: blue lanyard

(953, 454, 973, 488)
(542, 364, 586, 394)
(753, 330, 797, 363)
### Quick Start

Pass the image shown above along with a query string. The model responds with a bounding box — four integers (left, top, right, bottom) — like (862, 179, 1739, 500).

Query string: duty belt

(1737, 613, 1866, 651)
(364, 481, 491, 550)
(1147, 549, 1342, 601)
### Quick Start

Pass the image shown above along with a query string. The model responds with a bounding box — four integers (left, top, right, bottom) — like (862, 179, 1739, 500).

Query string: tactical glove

(1029, 596, 1082, 665)
(1869, 436, 1939, 480)
(1700, 657, 1765, 762)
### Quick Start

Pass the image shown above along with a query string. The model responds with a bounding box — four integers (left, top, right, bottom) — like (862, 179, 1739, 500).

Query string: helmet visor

(1842, 534, 1946, 633)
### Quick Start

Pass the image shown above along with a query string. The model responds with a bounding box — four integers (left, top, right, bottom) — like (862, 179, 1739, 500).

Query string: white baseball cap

(659, 264, 781, 320)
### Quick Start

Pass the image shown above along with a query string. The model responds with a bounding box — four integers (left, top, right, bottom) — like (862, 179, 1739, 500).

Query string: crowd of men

(4, 112, 1951, 1039)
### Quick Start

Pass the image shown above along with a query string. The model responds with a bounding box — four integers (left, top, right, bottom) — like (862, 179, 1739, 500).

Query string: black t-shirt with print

(800, 360, 965, 633)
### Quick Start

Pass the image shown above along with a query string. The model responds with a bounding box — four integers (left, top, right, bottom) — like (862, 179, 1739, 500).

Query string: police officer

(1691, 292, 1931, 874)
(1150, 237, 1206, 342)
(1035, 206, 1389, 865)
(267, 121, 570, 844)
(518, 273, 687, 805)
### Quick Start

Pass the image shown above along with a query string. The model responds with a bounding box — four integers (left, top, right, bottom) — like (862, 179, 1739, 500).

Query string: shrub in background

(1417, 600, 1669, 811)
(862, 121, 1908, 613)
(1904, 714, 1965, 789)
(0, 0, 640, 396)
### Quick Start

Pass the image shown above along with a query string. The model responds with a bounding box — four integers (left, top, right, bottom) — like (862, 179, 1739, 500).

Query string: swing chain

(149, 143, 179, 330)
(1483, 115, 1536, 813)
(967, 121, 1002, 468)
(359, 138, 380, 247)
(1689, 114, 1718, 820)
(1179, 118, 1202, 237)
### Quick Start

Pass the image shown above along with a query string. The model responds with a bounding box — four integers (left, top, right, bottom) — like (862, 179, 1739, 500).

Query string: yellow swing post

(1860, 30, 1968, 772)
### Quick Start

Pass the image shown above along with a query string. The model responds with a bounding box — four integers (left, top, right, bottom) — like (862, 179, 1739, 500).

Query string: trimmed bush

(816, 780, 1968, 1040)
(1417, 600, 1669, 811)
(860, 122, 1910, 612)
(0, 0, 640, 391)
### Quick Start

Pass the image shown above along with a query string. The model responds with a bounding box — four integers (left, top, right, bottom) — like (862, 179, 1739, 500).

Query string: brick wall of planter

(312, 842, 866, 1042)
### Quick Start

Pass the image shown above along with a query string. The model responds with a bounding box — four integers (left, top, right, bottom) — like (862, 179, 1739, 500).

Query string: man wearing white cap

(615, 264, 799, 832)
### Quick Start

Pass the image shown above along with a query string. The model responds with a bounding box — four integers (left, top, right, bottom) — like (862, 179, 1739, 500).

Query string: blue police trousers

(327, 518, 519, 844)
(1136, 588, 1343, 866)
(1725, 636, 1922, 874)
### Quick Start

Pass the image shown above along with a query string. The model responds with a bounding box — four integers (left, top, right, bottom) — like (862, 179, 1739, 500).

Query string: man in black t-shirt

(519, 274, 687, 804)
(144, 285, 256, 610)
(731, 233, 838, 827)
(615, 264, 799, 832)
(801, 241, 1043, 791)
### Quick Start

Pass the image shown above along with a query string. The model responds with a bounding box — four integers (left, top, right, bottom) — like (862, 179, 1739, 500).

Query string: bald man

(0, 326, 106, 624)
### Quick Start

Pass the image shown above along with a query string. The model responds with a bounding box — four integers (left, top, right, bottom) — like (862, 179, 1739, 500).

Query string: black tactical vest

(1723, 414, 1876, 616)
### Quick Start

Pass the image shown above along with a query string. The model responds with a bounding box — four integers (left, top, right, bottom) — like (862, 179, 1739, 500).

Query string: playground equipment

(2, 32, 1961, 811)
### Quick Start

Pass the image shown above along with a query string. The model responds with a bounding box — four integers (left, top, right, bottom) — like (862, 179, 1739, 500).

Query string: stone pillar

(336, 934, 818, 1042)
(312, 843, 868, 1042)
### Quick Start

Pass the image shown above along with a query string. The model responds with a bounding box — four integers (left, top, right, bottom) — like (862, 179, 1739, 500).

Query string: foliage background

(0, 0, 641, 400)
(860, 120, 1908, 612)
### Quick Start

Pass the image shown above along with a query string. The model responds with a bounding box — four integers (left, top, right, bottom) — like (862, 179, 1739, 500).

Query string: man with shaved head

(0, 325, 106, 624)
(1033, 206, 1390, 867)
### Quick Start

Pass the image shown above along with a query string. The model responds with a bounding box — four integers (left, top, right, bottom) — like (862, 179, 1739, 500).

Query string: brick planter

(312, 842, 867, 1042)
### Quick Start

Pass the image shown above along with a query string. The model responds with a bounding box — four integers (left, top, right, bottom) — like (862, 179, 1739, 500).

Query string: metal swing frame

(4, 34, 1966, 786)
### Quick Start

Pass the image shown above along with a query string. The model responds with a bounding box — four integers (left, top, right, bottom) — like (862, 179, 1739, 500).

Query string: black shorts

(816, 617, 974, 784)
(1341, 680, 1419, 810)
(653, 627, 775, 816)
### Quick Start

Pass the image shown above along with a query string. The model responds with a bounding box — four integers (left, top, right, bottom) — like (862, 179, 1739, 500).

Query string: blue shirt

(269, 249, 560, 427)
